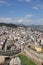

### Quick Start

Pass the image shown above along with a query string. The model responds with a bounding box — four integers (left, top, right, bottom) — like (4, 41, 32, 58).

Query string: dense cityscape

(0, 0, 43, 65)
(0, 25, 43, 65)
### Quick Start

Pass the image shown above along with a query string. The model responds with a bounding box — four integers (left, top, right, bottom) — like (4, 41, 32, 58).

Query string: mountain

(0, 23, 17, 28)
(28, 25, 43, 32)
(17, 24, 27, 28)
(0, 23, 43, 32)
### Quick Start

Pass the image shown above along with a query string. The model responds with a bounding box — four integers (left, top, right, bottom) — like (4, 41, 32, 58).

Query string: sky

(0, 0, 43, 25)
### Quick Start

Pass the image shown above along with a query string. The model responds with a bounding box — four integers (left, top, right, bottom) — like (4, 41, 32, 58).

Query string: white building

(10, 57, 21, 65)
(0, 56, 5, 64)
(41, 39, 43, 45)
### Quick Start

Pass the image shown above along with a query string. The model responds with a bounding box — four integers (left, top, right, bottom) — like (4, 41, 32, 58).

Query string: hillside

(0, 23, 17, 28)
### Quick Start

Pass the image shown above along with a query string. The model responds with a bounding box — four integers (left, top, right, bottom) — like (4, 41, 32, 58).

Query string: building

(34, 46, 42, 52)
(10, 57, 21, 65)
(0, 56, 5, 64)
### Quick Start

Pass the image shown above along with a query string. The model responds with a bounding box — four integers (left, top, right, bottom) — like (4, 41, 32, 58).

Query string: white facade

(41, 39, 43, 45)
(10, 57, 21, 65)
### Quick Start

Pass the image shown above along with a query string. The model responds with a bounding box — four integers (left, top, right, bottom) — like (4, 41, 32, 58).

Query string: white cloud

(37, 18, 43, 23)
(0, 18, 20, 24)
(32, 6, 39, 10)
(0, 0, 7, 5)
(1, 14, 43, 25)
(33, 4, 43, 10)
(25, 0, 31, 2)
(0, 14, 33, 25)
(37, 4, 43, 10)
(25, 14, 32, 18)
(18, 14, 33, 25)
(0, 0, 11, 6)
(18, 0, 31, 2)
(18, 19, 23, 23)
(0, 17, 43, 25)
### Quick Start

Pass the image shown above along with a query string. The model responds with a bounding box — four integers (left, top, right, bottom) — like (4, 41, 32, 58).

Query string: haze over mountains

(0, 23, 43, 32)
